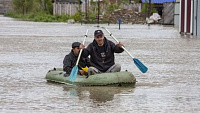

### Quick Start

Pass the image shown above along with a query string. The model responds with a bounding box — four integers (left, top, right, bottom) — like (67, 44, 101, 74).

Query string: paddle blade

(69, 66, 78, 82)
(133, 58, 148, 73)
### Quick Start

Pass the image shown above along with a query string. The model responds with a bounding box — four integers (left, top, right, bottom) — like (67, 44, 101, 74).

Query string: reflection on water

(1, 15, 200, 113)
(63, 86, 134, 103)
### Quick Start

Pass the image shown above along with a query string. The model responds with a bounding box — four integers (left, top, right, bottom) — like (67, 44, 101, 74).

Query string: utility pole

(78, 0, 81, 23)
(148, 0, 151, 17)
(85, 0, 88, 23)
(97, 0, 100, 27)
(3, 0, 5, 14)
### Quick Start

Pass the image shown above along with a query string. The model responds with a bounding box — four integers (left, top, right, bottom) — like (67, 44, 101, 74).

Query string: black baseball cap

(72, 42, 81, 48)
(94, 30, 104, 37)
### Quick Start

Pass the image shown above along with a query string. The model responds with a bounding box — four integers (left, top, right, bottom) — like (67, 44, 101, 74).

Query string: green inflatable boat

(45, 68, 136, 86)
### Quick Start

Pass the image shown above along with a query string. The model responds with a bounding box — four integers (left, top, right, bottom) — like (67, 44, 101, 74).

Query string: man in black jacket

(63, 42, 90, 76)
(80, 30, 124, 75)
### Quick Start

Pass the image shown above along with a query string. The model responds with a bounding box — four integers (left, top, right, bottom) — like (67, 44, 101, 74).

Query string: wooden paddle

(69, 29, 89, 82)
(102, 27, 148, 73)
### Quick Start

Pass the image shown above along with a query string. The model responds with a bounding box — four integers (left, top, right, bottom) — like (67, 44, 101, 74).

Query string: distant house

(52, 0, 78, 4)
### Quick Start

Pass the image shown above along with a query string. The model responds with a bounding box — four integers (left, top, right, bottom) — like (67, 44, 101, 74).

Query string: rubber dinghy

(45, 68, 136, 86)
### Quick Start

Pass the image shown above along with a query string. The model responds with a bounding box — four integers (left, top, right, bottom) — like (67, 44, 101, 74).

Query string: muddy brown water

(0, 15, 200, 113)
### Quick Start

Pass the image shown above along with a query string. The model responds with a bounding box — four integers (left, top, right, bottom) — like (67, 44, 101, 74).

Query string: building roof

(56, 0, 78, 3)
(141, 0, 175, 4)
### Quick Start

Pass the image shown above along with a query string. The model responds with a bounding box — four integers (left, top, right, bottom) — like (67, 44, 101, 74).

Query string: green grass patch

(4, 12, 70, 22)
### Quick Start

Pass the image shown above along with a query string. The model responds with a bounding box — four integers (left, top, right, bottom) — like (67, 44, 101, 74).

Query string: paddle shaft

(103, 28, 134, 59)
(75, 29, 88, 66)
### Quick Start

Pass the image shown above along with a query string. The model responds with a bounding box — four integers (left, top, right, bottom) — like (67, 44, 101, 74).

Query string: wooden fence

(53, 2, 141, 16)
(0, 0, 13, 14)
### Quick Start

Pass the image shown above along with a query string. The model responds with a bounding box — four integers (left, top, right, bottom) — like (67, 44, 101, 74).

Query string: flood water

(0, 15, 200, 113)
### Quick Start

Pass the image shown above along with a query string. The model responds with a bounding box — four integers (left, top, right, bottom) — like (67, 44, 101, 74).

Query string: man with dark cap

(80, 30, 124, 75)
(63, 42, 90, 76)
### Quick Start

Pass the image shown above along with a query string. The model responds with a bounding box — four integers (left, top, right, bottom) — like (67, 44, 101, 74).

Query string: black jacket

(63, 50, 90, 74)
(82, 37, 124, 72)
